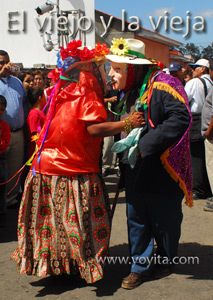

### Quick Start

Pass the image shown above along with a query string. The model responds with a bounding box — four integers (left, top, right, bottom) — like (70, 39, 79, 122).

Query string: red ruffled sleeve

(0, 120, 11, 154)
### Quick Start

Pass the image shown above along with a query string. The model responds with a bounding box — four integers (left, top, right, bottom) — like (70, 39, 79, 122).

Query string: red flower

(59, 40, 108, 64)
(95, 43, 110, 57)
(79, 47, 95, 61)
(66, 40, 82, 51)
(66, 40, 82, 58)
(60, 47, 70, 60)
(48, 68, 61, 84)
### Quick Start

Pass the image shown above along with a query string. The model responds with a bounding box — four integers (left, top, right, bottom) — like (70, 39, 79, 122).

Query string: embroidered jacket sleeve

(0, 120, 11, 154)
(139, 87, 190, 158)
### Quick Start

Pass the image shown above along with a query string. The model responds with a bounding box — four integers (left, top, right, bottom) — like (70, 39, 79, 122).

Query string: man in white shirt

(185, 59, 213, 200)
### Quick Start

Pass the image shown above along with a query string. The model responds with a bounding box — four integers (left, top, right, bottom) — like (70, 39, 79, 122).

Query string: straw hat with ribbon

(106, 38, 155, 65)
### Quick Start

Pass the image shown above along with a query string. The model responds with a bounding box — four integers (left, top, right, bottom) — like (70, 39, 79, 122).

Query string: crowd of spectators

(0, 49, 52, 226)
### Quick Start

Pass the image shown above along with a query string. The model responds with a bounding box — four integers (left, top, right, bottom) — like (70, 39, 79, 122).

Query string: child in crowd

(26, 87, 46, 158)
(18, 71, 34, 109)
(18, 71, 34, 191)
(0, 95, 11, 227)
(18, 71, 34, 92)
(33, 70, 45, 89)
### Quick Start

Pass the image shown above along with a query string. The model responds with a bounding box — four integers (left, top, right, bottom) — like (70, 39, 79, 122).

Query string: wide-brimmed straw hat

(106, 38, 153, 65)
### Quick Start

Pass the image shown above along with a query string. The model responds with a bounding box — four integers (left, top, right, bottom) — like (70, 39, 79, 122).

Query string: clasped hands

(128, 111, 145, 129)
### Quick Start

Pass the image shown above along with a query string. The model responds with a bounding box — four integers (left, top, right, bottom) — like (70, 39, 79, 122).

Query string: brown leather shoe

(121, 272, 143, 289)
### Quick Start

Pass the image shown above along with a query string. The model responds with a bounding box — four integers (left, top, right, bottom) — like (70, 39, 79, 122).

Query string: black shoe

(102, 169, 109, 177)
(121, 272, 143, 289)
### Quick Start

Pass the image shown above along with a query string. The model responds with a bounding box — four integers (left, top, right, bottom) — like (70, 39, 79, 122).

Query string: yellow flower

(110, 38, 130, 56)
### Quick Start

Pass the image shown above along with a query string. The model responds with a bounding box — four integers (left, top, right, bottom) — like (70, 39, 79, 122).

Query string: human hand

(109, 96, 117, 102)
(129, 111, 145, 129)
(104, 96, 117, 103)
(0, 62, 13, 77)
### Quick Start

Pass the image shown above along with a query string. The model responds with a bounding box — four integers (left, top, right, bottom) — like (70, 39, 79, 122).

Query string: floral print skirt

(11, 171, 111, 283)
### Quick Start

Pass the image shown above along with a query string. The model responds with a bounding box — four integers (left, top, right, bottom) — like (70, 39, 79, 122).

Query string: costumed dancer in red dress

(11, 40, 144, 283)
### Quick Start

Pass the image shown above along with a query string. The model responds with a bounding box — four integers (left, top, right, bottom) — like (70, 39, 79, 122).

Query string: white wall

(0, 0, 95, 67)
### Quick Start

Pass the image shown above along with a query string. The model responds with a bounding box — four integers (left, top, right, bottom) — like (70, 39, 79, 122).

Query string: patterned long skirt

(11, 171, 111, 283)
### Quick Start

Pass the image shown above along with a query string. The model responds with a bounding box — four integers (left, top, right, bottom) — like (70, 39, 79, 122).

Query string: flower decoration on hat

(95, 43, 110, 57)
(110, 38, 130, 56)
(47, 68, 60, 85)
(56, 40, 110, 72)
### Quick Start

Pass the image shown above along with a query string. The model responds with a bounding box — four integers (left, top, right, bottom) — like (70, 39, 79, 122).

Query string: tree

(201, 43, 213, 61)
(178, 43, 201, 62)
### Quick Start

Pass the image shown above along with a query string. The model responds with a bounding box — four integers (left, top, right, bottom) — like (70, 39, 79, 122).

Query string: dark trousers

(125, 165, 183, 274)
(190, 140, 212, 197)
(0, 155, 8, 216)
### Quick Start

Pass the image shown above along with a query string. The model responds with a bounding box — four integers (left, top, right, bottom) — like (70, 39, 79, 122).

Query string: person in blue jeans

(106, 38, 193, 289)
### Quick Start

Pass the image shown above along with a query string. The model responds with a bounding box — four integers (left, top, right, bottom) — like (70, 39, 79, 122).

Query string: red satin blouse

(32, 71, 107, 176)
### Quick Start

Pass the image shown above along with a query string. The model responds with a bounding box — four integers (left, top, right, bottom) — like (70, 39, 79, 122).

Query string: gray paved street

(0, 173, 212, 300)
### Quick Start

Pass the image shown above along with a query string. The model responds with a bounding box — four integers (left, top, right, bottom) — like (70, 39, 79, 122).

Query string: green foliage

(178, 43, 201, 61)
(201, 43, 213, 61)
(174, 42, 213, 62)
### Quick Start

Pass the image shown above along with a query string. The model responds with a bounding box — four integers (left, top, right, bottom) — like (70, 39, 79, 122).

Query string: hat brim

(106, 54, 153, 65)
(189, 63, 207, 69)
(189, 63, 198, 68)
(189, 64, 209, 72)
